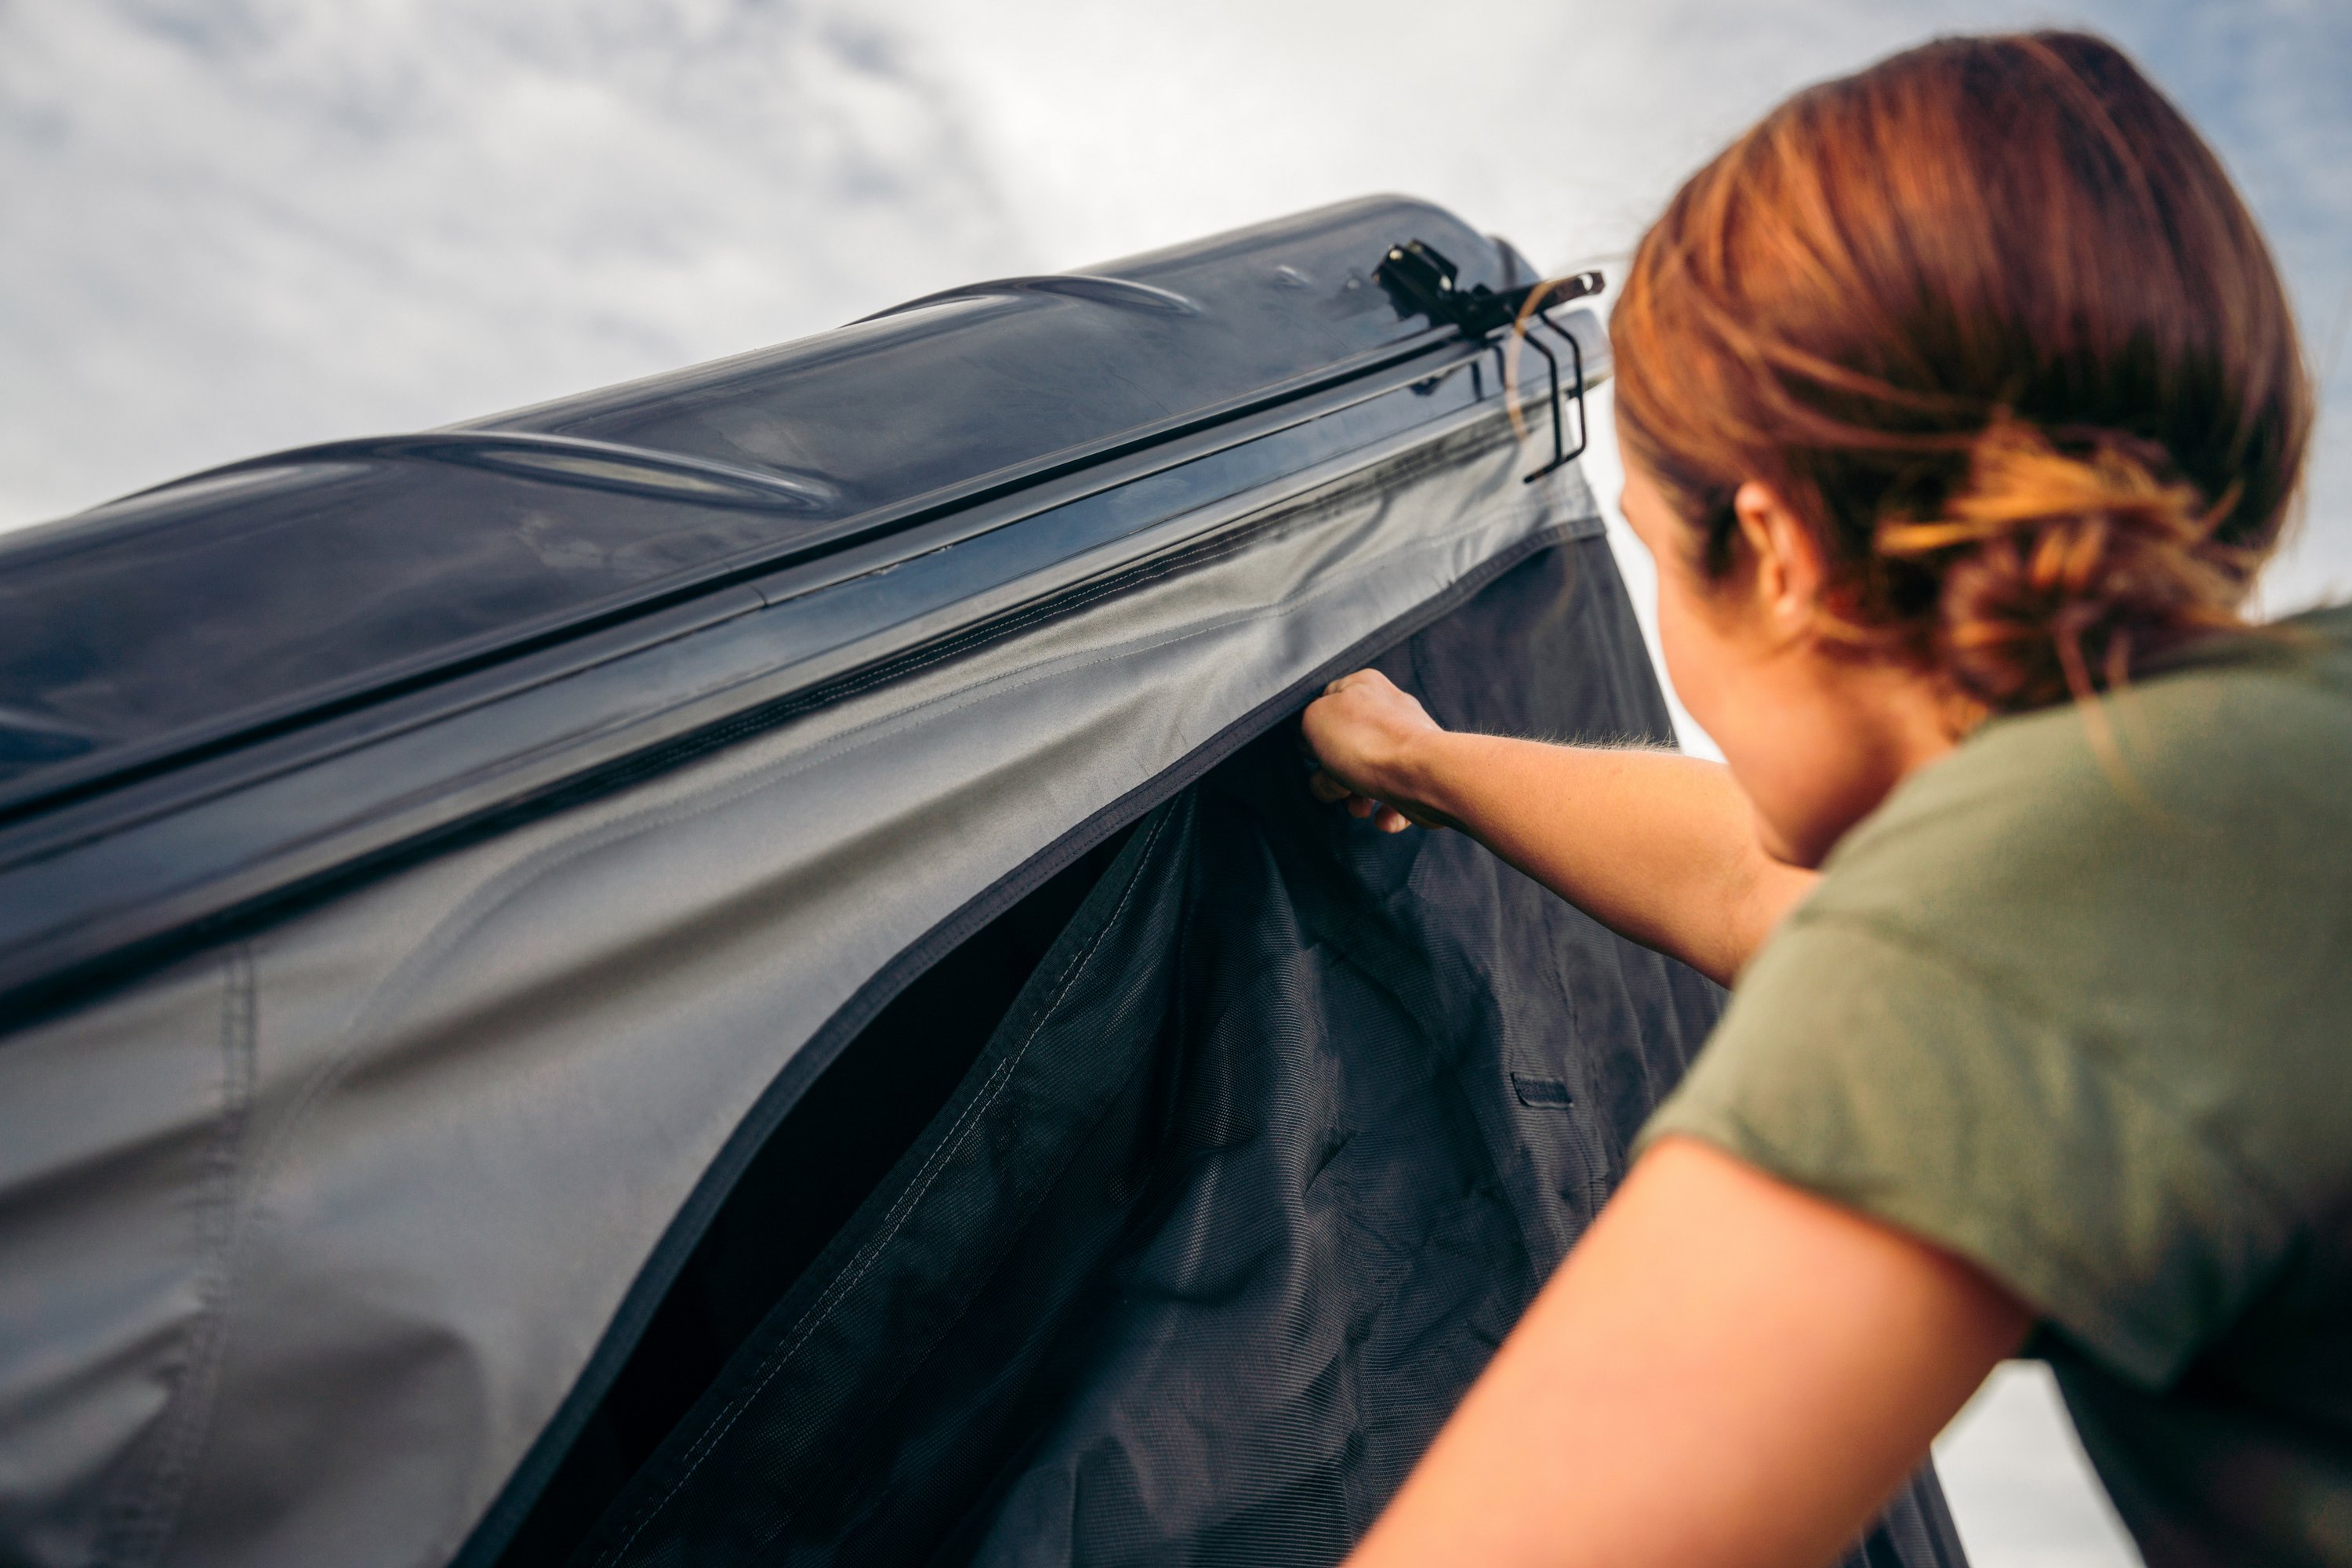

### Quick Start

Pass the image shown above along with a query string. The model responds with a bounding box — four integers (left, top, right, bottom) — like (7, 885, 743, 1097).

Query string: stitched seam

(590, 808, 1171, 1566)
(90, 943, 255, 1568)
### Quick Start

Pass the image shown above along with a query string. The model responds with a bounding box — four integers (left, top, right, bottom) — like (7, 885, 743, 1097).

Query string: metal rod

(1521, 307, 1588, 482)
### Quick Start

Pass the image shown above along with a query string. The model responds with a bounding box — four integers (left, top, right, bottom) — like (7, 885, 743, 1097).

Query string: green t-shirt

(1641, 605, 2352, 1568)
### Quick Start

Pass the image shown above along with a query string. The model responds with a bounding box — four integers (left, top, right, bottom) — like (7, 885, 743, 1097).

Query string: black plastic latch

(1374, 240, 1602, 482)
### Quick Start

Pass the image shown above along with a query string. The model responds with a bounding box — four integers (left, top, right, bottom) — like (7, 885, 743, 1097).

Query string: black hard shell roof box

(0, 198, 1967, 1568)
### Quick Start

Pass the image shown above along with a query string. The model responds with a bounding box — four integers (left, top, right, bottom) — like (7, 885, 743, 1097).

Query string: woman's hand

(1301, 670, 1461, 833)
(1300, 673, 1816, 984)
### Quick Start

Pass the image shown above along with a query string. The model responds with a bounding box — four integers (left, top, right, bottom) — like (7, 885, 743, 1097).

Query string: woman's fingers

(1308, 764, 1415, 829)
(1308, 768, 1356, 804)
(1341, 792, 1415, 829)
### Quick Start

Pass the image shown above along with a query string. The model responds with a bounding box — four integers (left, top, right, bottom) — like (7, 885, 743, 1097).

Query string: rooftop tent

(0, 198, 1967, 1568)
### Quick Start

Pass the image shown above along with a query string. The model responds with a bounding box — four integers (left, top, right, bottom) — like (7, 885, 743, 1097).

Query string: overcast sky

(2, 5, 2343, 1561)
(3, 0, 2346, 608)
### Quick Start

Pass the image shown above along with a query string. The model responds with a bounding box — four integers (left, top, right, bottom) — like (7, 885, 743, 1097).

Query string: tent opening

(495, 822, 1141, 1568)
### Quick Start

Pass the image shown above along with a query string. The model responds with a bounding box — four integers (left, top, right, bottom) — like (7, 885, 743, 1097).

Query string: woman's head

(1610, 30, 2311, 866)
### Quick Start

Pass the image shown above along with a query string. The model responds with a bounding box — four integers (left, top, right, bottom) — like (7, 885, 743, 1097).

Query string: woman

(1304, 32, 2347, 1568)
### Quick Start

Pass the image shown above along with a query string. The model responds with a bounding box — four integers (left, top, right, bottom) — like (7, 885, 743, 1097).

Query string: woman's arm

(1301, 670, 1814, 985)
(1346, 1138, 2031, 1568)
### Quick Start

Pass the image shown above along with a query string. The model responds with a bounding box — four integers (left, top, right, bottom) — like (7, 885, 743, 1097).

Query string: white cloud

(0, 0, 1029, 521)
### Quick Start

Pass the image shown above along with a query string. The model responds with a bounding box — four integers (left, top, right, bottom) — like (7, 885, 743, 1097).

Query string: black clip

(1374, 241, 1602, 484)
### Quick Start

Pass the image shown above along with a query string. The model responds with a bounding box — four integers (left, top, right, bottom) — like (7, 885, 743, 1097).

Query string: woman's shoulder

(1816, 601, 2352, 945)
(1776, 603, 2352, 1238)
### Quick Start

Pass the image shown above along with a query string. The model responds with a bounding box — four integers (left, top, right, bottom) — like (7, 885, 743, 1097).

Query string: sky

(2, 3, 2345, 1562)
(2, 0, 2347, 609)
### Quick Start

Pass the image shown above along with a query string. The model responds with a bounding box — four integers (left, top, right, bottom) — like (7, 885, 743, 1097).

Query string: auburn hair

(1610, 31, 2311, 713)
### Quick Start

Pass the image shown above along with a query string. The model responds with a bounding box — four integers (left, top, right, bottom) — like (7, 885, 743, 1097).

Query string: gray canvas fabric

(0, 422, 1596, 1568)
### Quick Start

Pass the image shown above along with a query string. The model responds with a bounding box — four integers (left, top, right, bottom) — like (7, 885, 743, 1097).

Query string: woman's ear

(1730, 481, 1827, 642)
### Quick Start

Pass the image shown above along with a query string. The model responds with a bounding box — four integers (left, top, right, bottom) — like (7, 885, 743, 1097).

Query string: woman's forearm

(1402, 731, 1812, 985)
(1301, 669, 1814, 983)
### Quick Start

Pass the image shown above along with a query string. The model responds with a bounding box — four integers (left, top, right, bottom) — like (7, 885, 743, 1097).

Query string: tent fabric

(547, 543, 1965, 1568)
(0, 421, 1598, 1568)
(0, 196, 1598, 1018)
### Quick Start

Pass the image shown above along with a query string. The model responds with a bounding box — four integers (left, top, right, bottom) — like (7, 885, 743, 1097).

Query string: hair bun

(1878, 420, 2255, 710)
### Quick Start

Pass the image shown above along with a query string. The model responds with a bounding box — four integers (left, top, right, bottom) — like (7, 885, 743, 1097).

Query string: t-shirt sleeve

(1637, 915, 2295, 1388)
